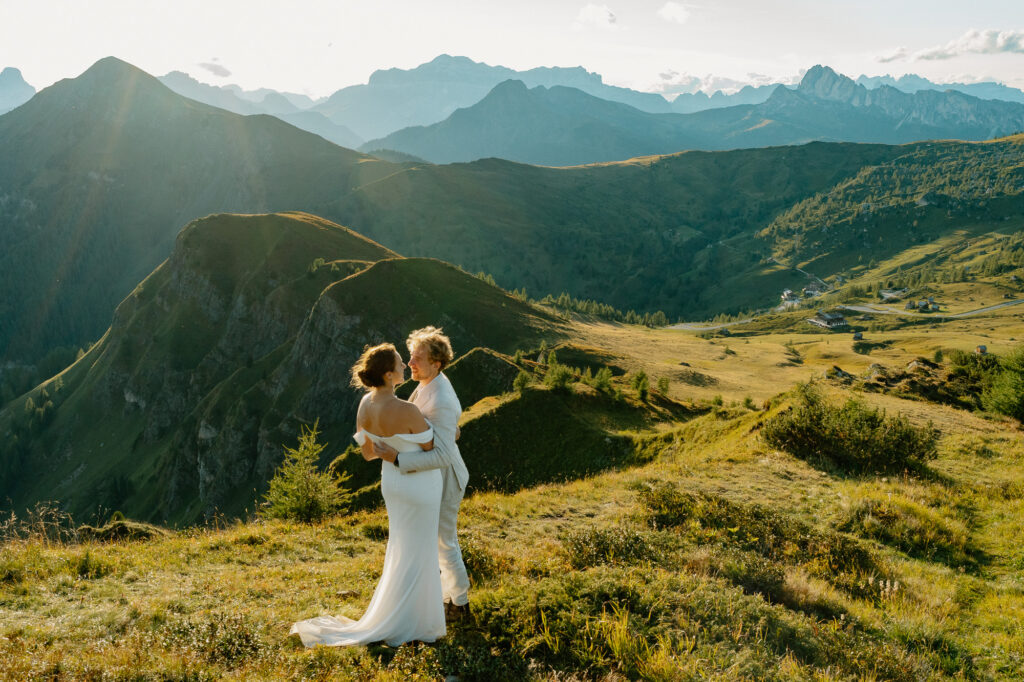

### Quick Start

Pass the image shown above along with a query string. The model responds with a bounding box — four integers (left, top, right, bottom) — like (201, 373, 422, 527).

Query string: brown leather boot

(444, 601, 469, 623)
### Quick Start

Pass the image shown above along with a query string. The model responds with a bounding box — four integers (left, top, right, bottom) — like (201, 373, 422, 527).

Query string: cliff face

(0, 212, 561, 524)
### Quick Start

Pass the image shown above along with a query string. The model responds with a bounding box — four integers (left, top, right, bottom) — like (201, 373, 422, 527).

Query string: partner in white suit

(374, 326, 471, 618)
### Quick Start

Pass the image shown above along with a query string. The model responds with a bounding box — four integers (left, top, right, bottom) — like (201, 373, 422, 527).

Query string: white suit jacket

(396, 372, 469, 490)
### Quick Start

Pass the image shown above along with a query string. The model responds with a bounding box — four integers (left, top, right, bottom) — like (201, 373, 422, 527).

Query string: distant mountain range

(157, 71, 363, 148)
(310, 54, 674, 141)
(364, 66, 1024, 166)
(854, 73, 1024, 103)
(0, 67, 34, 114)
(6, 55, 1024, 137)
(1, 56, 1022, 376)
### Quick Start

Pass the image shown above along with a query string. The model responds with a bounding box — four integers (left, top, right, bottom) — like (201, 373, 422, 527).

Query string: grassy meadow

(3, 300, 1024, 680)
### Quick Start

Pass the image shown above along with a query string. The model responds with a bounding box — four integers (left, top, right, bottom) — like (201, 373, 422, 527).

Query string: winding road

(666, 299, 1023, 331)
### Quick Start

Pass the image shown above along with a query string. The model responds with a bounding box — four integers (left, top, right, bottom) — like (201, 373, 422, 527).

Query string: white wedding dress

(290, 427, 445, 647)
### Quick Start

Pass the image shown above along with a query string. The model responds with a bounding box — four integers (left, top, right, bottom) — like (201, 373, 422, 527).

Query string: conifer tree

(262, 422, 352, 523)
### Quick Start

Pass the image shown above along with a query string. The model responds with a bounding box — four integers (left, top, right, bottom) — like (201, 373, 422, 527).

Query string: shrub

(587, 366, 614, 393)
(459, 530, 511, 584)
(838, 495, 979, 568)
(360, 522, 388, 541)
(761, 383, 939, 473)
(261, 422, 353, 523)
(981, 370, 1024, 420)
(981, 345, 1024, 421)
(72, 549, 114, 579)
(631, 370, 650, 401)
(513, 370, 532, 393)
(436, 633, 529, 681)
(636, 482, 882, 595)
(561, 526, 658, 569)
(708, 548, 786, 601)
(162, 614, 264, 666)
(544, 363, 574, 392)
(656, 376, 670, 395)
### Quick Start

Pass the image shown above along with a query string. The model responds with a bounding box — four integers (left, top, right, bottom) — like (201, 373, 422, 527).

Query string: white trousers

(438, 466, 470, 606)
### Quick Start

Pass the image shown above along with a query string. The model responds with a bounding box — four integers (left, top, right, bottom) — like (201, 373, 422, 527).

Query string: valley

(2, 45, 1024, 679)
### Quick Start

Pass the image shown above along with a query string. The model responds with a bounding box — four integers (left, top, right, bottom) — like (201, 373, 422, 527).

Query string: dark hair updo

(351, 343, 399, 389)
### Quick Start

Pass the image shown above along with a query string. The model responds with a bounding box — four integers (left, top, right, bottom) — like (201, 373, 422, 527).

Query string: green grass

(5, 371, 1024, 678)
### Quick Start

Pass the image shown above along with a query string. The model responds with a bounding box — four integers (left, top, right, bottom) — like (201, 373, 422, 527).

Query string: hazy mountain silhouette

(366, 66, 1024, 165)
(158, 71, 362, 148)
(670, 84, 781, 113)
(362, 79, 704, 165)
(855, 73, 1024, 104)
(312, 54, 672, 141)
(0, 67, 35, 114)
(223, 83, 321, 110)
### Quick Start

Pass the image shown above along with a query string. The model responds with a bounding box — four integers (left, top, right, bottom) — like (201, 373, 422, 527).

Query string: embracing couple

(290, 326, 469, 647)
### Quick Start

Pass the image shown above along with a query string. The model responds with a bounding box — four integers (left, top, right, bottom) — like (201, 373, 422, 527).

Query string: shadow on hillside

(331, 385, 703, 505)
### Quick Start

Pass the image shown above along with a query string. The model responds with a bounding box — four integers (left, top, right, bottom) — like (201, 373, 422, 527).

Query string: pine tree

(513, 370, 532, 393)
(262, 422, 352, 523)
(631, 370, 650, 401)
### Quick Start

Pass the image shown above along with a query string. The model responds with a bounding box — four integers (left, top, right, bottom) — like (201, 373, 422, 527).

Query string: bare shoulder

(396, 400, 428, 430)
(396, 399, 424, 418)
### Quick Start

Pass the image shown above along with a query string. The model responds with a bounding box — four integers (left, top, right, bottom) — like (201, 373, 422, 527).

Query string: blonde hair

(350, 343, 398, 388)
(406, 326, 454, 370)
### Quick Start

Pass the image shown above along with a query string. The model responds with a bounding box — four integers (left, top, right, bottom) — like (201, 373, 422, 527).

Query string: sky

(3, 0, 1023, 99)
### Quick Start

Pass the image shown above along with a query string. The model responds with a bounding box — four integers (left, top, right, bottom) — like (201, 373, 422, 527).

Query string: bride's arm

(354, 396, 379, 461)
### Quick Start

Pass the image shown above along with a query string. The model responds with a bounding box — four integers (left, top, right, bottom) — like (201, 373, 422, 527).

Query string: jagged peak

(798, 64, 863, 102)
(800, 65, 844, 88)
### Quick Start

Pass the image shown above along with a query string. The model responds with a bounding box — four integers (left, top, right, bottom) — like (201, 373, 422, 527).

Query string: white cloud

(573, 4, 618, 31)
(652, 70, 790, 96)
(876, 47, 909, 64)
(881, 29, 1024, 63)
(657, 2, 690, 25)
(915, 29, 1024, 61)
(198, 59, 231, 78)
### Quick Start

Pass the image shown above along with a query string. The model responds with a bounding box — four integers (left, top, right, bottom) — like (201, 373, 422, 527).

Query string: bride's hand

(375, 441, 399, 463)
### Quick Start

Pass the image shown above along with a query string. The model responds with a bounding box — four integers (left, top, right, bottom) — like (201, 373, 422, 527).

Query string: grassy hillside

(2, 347, 1023, 678)
(0, 212, 564, 526)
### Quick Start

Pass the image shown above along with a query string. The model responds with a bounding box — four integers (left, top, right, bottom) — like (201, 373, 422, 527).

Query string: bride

(290, 343, 445, 647)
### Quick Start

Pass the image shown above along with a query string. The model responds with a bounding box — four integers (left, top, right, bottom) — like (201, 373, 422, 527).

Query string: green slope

(0, 212, 564, 525)
(3, 56, 1023, 380)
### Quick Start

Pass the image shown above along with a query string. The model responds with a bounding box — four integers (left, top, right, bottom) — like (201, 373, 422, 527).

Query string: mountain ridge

(0, 211, 562, 524)
(366, 66, 1024, 165)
